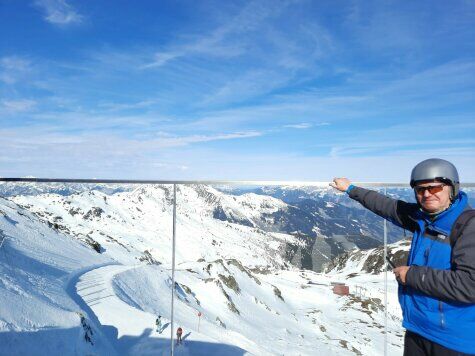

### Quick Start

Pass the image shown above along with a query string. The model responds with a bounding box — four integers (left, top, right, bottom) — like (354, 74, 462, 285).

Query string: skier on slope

(155, 315, 162, 332)
(176, 327, 183, 345)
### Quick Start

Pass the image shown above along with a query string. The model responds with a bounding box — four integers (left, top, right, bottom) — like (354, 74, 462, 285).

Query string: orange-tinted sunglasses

(414, 184, 445, 195)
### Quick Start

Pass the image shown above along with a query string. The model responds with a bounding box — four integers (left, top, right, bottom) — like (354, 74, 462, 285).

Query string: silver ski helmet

(410, 158, 460, 200)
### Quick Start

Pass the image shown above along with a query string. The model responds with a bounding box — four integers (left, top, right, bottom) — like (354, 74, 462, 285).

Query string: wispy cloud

(140, 52, 182, 70)
(0, 127, 262, 178)
(141, 0, 305, 69)
(34, 0, 83, 25)
(140, 19, 249, 69)
(283, 123, 312, 129)
(137, 1, 338, 108)
(0, 127, 262, 151)
(98, 99, 162, 112)
(1, 99, 37, 113)
(148, 131, 263, 148)
(201, 69, 293, 106)
(283, 122, 330, 129)
(329, 137, 475, 158)
(0, 56, 31, 84)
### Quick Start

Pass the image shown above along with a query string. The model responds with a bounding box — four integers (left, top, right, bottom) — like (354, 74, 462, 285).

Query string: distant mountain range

(3, 182, 473, 273)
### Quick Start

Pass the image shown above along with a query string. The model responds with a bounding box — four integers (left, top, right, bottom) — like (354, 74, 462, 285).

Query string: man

(176, 326, 183, 345)
(155, 315, 162, 332)
(330, 158, 475, 355)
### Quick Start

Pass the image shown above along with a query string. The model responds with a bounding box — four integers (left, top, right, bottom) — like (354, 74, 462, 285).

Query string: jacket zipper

(439, 301, 446, 328)
(402, 286, 409, 322)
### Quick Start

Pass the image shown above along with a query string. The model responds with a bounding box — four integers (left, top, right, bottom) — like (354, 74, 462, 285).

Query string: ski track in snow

(65, 261, 121, 354)
(73, 264, 171, 355)
(73, 264, 248, 356)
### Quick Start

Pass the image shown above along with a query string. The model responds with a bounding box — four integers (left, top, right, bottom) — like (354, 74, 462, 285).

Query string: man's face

(414, 180, 452, 213)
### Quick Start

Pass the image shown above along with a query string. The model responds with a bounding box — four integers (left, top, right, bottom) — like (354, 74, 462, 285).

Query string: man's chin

(421, 203, 441, 214)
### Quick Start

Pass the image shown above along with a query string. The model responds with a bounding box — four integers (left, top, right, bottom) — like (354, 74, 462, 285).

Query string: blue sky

(1, 0, 474, 181)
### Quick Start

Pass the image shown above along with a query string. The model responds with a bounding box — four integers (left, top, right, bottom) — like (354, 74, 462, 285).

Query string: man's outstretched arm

(330, 178, 418, 232)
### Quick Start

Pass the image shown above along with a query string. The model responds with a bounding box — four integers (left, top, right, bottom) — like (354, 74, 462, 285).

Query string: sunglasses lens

(415, 185, 444, 194)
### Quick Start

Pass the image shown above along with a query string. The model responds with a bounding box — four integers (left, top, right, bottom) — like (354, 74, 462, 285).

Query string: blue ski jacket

(348, 187, 475, 354)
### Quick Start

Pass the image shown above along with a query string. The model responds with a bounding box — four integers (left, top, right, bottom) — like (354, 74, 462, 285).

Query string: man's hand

(329, 178, 352, 192)
(393, 266, 410, 285)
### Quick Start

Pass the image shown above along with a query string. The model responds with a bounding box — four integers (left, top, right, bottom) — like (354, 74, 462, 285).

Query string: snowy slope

(0, 197, 116, 355)
(11, 185, 293, 269)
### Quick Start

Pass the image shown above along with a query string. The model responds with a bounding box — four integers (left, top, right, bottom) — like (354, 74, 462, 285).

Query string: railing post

(383, 187, 388, 356)
(170, 184, 177, 356)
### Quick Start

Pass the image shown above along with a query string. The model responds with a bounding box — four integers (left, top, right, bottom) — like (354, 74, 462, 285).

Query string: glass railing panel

(381, 187, 413, 356)
(467, 187, 475, 207)
(0, 181, 174, 355)
(314, 185, 397, 356)
(166, 183, 406, 355)
(169, 183, 252, 354)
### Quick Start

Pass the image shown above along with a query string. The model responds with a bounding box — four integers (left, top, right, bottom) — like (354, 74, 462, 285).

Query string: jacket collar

(416, 192, 469, 235)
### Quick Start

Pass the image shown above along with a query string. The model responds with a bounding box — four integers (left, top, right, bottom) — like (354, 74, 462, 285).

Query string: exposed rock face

(323, 239, 411, 274)
(85, 235, 102, 253)
(215, 316, 226, 329)
(283, 232, 381, 272)
(218, 274, 241, 294)
(272, 285, 284, 302)
(83, 207, 105, 220)
(139, 250, 161, 265)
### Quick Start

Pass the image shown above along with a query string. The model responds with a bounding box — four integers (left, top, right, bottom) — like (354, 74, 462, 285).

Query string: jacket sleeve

(348, 186, 418, 232)
(405, 219, 475, 303)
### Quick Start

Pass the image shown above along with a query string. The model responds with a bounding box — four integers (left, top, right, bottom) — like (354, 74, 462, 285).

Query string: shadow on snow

(0, 327, 248, 356)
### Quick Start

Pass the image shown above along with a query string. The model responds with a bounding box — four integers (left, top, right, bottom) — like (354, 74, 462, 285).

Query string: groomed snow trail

(74, 264, 246, 356)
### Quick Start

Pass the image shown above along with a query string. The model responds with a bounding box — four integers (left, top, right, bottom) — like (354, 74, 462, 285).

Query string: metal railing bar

(383, 187, 388, 356)
(1, 177, 475, 187)
(170, 184, 177, 356)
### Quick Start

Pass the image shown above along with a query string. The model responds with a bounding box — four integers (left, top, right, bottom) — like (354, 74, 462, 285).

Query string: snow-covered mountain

(10, 185, 293, 269)
(221, 185, 410, 242)
(7, 183, 393, 272)
(0, 181, 133, 197)
(0, 183, 418, 355)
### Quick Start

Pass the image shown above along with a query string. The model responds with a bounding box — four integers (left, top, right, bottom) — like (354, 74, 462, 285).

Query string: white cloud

(141, 52, 181, 69)
(141, 0, 293, 69)
(283, 123, 312, 129)
(0, 125, 473, 181)
(1, 99, 36, 112)
(0, 128, 264, 178)
(283, 122, 330, 129)
(150, 131, 262, 148)
(151, 162, 189, 171)
(98, 99, 161, 112)
(35, 0, 83, 25)
(0, 56, 31, 84)
(329, 138, 475, 158)
(0, 128, 262, 153)
(201, 69, 292, 106)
